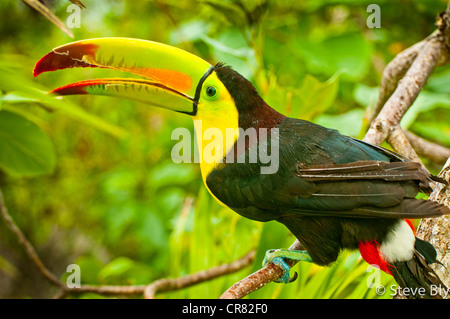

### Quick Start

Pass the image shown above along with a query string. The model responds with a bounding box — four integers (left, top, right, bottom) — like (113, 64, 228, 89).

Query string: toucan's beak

(34, 38, 213, 115)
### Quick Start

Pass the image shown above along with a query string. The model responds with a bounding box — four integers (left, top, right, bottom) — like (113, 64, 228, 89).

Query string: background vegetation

(0, 0, 449, 298)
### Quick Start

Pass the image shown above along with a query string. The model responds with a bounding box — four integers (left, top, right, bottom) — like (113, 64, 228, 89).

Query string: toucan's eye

(206, 86, 217, 97)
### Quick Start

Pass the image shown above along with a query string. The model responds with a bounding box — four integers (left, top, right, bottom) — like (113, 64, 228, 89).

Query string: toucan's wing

(208, 159, 449, 221)
(290, 160, 447, 219)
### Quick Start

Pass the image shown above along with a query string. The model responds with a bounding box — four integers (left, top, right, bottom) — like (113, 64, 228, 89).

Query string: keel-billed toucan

(34, 38, 449, 298)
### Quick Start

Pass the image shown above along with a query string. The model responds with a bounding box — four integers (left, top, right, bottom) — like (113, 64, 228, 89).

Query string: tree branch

(54, 251, 256, 298)
(368, 39, 428, 123)
(144, 250, 255, 299)
(417, 158, 450, 290)
(220, 240, 304, 299)
(386, 126, 422, 164)
(403, 130, 450, 164)
(364, 34, 445, 147)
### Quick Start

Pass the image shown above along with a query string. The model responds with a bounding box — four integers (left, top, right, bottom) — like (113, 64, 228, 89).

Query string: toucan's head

(34, 38, 284, 179)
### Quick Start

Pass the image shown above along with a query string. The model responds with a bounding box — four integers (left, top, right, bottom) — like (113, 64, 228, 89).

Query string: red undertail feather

(358, 240, 392, 275)
(359, 219, 416, 276)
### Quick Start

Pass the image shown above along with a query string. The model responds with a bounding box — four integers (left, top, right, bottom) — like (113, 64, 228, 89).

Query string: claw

(262, 248, 312, 284)
(265, 256, 295, 283)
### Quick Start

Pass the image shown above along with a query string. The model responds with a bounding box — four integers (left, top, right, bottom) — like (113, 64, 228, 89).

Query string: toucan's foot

(262, 249, 312, 284)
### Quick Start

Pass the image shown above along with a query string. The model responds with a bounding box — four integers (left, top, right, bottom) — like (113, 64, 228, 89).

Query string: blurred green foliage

(0, 0, 449, 299)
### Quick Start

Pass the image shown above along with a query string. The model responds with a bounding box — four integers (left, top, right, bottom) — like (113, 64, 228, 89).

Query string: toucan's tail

(388, 238, 447, 299)
(359, 220, 447, 299)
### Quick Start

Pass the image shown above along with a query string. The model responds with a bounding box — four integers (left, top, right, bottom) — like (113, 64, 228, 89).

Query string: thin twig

(56, 251, 255, 298)
(404, 130, 450, 164)
(56, 284, 147, 299)
(387, 126, 423, 165)
(0, 188, 65, 290)
(22, 0, 74, 38)
(144, 250, 255, 299)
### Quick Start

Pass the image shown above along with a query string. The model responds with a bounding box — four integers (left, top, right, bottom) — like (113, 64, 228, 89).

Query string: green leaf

(98, 257, 134, 279)
(98, 257, 153, 285)
(0, 111, 55, 177)
(61, 255, 104, 285)
(295, 73, 340, 120)
(401, 91, 450, 129)
(353, 83, 379, 109)
(412, 122, 450, 146)
(314, 108, 365, 137)
(426, 66, 450, 94)
(201, 30, 256, 79)
(293, 33, 372, 81)
(148, 160, 197, 189)
(264, 73, 339, 120)
(169, 20, 212, 44)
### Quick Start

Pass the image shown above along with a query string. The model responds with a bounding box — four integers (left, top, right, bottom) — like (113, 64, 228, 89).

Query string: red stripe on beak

(49, 80, 107, 95)
(33, 43, 99, 77)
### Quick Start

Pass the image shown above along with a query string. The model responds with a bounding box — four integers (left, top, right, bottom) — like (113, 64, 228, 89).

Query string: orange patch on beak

(135, 68, 193, 92)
